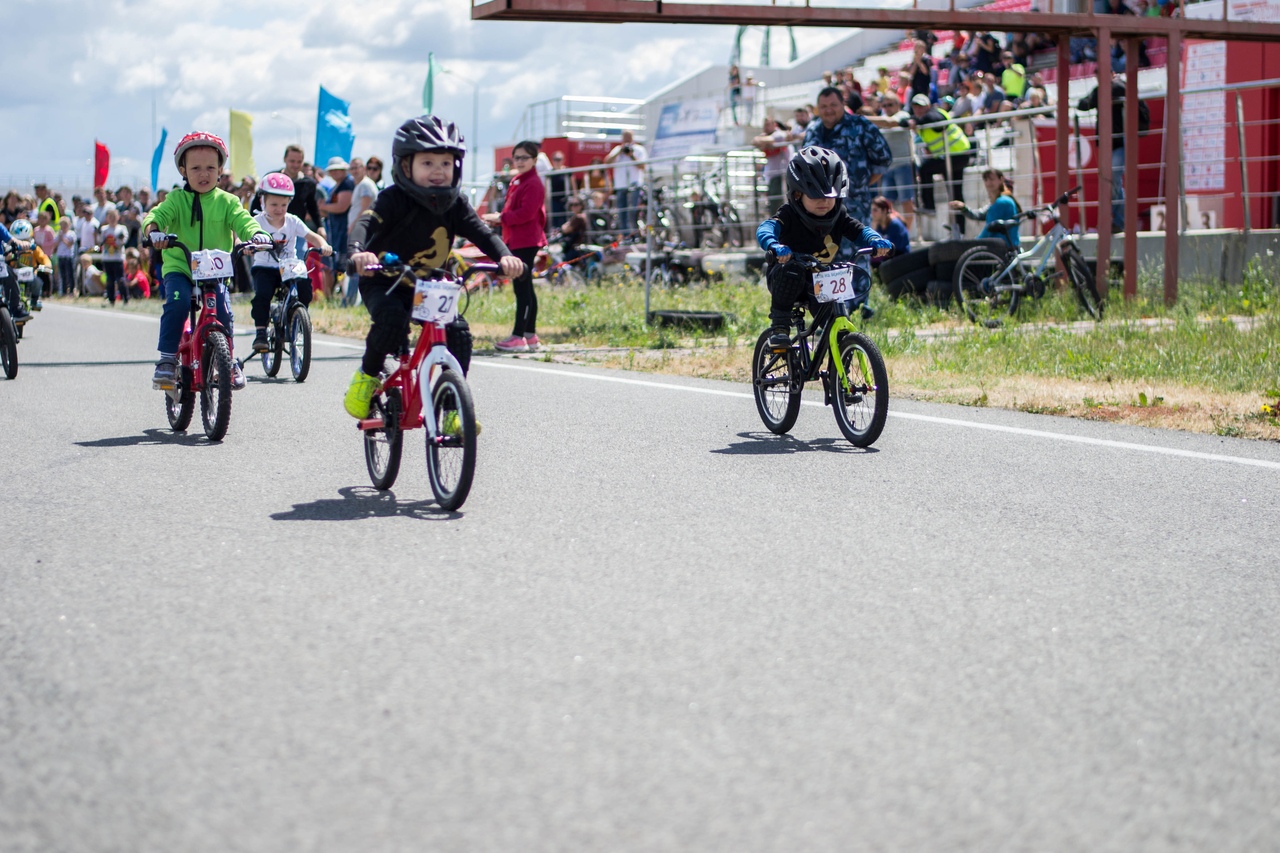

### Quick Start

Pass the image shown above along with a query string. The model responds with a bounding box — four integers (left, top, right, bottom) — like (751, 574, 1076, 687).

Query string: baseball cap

(911, 94, 932, 108)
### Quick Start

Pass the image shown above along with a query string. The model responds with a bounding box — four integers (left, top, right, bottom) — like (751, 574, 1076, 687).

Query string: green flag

(423, 53, 438, 112)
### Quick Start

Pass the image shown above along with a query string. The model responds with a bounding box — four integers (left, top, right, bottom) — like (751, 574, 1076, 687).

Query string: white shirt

(347, 177, 378, 235)
(56, 228, 77, 257)
(251, 212, 310, 268)
(92, 202, 116, 224)
(76, 217, 99, 251)
(761, 129, 792, 181)
(611, 143, 647, 188)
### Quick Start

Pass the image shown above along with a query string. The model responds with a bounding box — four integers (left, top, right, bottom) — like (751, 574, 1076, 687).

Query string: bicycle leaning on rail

(752, 247, 889, 448)
(951, 186, 1101, 327)
(349, 254, 495, 510)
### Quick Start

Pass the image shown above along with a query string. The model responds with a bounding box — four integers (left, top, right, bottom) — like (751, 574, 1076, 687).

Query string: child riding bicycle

(5, 219, 53, 312)
(142, 131, 272, 391)
(756, 147, 893, 348)
(250, 172, 332, 353)
(345, 114, 524, 419)
(0, 220, 34, 321)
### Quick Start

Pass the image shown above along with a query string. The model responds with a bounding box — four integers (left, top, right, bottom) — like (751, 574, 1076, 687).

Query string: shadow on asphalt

(271, 486, 461, 522)
(710, 432, 879, 455)
(75, 428, 220, 447)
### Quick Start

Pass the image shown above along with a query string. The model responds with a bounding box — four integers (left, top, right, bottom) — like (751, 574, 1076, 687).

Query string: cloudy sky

(5, 0, 842, 192)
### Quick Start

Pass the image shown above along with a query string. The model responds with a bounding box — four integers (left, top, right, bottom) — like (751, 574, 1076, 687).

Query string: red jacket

(499, 169, 547, 250)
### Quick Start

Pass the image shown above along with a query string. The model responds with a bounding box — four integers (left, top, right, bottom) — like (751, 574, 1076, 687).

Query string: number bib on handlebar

(812, 267, 857, 303)
(412, 279, 461, 325)
(190, 249, 234, 281)
(280, 258, 308, 279)
(15, 267, 34, 283)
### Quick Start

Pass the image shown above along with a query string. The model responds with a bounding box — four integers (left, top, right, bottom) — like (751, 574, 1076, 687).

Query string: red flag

(94, 140, 110, 189)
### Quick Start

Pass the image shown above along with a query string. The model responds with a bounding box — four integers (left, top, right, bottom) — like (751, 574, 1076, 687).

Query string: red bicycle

(354, 255, 495, 510)
(159, 236, 270, 440)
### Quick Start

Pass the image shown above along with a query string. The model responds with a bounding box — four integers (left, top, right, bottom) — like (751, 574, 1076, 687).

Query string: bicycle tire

(0, 307, 17, 380)
(289, 307, 312, 382)
(364, 391, 403, 490)
(724, 206, 746, 248)
(262, 315, 283, 377)
(425, 369, 477, 510)
(200, 331, 234, 440)
(1062, 246, 1104, 320)
(831, 331, 889, 447)
(953, 247, 1014, 327)
(165, 364, 195, 432)
(752, 329, 801, 435)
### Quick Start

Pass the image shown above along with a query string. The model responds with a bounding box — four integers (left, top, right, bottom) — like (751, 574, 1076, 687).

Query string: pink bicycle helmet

(173, 131, 229, 170)
(260, 172, 296, 198)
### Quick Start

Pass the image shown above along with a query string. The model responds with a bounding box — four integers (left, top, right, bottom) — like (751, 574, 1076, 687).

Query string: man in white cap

(317, 156, 353, 297)
(908, 92, 973, 237)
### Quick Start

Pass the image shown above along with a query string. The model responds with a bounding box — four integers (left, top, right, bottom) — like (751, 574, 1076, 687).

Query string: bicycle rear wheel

(0, 306, 17, 380)
(752, 329, 801, 435)
(425, 369, 477, 510)
(1062, 246, 1103, 320)
(288, 307, 312, 382)
(262, 316, 283, 377)
(364, 390, 403, 490)
(953, 247, 1014, 327)
(165, 364, 195, 431)
(831, 331, 889, 447)
(200, 331, 234, 440)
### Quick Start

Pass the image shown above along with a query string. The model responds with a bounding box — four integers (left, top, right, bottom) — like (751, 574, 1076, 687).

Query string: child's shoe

(494, 335, 529, 353)
(767, 327, 791, 349)
(252, 329, 270, 352)
(344, 371, 379, 419)
(152, 358, 177, 390)
(230, 362, 247, 390)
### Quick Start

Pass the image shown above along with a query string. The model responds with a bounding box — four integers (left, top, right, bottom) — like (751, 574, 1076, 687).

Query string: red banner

(94, 141, 110, 189)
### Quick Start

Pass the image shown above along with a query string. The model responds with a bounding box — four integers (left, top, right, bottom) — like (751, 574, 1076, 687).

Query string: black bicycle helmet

(786, 146, 849, 234)
(391, 115, 466, 215)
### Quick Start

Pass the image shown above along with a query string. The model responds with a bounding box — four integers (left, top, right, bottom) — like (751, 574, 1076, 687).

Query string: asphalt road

(3, 302, 1279, 852)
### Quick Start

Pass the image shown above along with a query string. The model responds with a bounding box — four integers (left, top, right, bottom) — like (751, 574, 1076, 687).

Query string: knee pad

(446, 317, 473, 376)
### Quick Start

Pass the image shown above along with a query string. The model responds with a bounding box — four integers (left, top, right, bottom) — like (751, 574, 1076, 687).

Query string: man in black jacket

(1078, 76, 1147, 232)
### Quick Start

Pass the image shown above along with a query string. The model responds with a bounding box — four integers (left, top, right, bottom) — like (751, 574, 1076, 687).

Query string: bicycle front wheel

(200, 331, 234, 440)
(953, 247, 1014, 327)
(831, 332, 889, 448)
(0, 306, 17, 380)
(425, 369, 477, 510)
(1062, 246, 1103, 320)
(364, 391, 403, 490)
(288, 307, 312, 382)
(752, 329, 801, 435)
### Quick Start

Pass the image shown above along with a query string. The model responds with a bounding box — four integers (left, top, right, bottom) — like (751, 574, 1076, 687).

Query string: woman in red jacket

(485, 139, 547, 352)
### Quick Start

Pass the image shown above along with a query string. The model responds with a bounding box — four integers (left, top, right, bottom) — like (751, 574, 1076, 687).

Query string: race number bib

(412, 279, 460, 325)
(813, 267, 856, 303)
(15, 267, 35, 283)
(279, 258, 308, 279)
(190, 249, 234, 281)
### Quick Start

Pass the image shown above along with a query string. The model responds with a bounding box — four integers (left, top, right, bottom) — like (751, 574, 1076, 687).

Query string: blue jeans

(158, 272, 234, 356)
(615, 187, 639, 235)
(1111, 145, 1125, 229)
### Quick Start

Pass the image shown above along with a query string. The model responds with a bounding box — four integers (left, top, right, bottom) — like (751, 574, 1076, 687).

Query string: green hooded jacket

(142, 187, 266, 279)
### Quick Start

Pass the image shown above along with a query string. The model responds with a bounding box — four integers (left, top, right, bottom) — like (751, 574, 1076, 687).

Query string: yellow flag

(229, 110, 255, 182)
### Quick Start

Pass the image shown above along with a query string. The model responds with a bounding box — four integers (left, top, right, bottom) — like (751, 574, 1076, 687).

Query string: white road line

(474, 359, 1280, 472)
(43, 303, 359, 348)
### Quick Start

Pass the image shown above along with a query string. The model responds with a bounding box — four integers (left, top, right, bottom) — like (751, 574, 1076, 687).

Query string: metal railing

(511, 96, 646, 143)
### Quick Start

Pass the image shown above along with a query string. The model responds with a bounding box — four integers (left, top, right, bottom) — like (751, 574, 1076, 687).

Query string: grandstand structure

(476, 0, 1280, 300)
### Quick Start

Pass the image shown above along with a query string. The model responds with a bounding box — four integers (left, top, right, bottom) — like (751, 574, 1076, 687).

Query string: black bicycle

(252, 247, 319, 382)
(752, 248, 889, 447)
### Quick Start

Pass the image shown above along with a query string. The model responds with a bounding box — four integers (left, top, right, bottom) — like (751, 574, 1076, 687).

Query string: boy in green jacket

(142, 131, 271, 391)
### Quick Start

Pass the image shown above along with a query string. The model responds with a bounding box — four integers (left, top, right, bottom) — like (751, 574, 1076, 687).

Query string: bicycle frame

(975, 189, 1083, 299)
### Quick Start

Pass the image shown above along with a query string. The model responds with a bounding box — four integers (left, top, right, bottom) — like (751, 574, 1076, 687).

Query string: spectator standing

(33, 212, 58, 265)
(802, 86, 892, 232)
(55, 216, 77, 295)
(586, 157, 611, 192)
(753, 115, 794, 214)
(484, 140, 547, 353)
(318, 156, 354, 298)
(729, 65, 742, 125)
(909, 93, 975, 237)
(137, 187, 153, 212)
(2, 192, 23, 226)
(91, 186, 115, 226)
(365, 156, 386, 190)
(1078, 76, 1145, 231)
(908, 39, 934, 103)
(547, 150, 572, 230)
(97, 208, 129, 305)
(869, 93, 918, 232)
(788, 106, 813, 143)
(604, 130, 646, 236)
(1000, 51, 1027, 104)
(973, 34, 1001, 74)
(34, 183, 61, 229)
(344, 157, 378, 305)
(980, 74, 1008, 114)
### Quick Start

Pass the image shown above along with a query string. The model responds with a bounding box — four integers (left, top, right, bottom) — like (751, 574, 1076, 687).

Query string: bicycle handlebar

(772, 247, 875, 268)
(352, 253, 501, 288)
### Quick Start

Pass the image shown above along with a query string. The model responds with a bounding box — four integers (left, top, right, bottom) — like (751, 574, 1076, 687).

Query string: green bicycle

(752, 248, 889, 447)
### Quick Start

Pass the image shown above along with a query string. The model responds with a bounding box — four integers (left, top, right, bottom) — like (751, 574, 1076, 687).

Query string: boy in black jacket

(345, 115, 524, 419)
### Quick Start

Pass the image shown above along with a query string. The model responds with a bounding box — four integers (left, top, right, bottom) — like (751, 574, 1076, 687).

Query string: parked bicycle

(248, 245, 321, 382)
(951, 186, 1101, 327)
(350, 254, 494, 510)
(687, 171, 745, 250)
(159, 236, 271, 440)
(752, 248, 889, 447)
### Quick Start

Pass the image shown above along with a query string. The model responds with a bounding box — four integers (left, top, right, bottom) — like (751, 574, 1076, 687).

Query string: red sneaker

(523, 334, 541, 352)
(494, 335, 529, 353)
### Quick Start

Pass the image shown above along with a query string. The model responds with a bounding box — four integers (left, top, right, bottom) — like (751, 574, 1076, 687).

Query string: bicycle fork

(827, 316, 873, 399)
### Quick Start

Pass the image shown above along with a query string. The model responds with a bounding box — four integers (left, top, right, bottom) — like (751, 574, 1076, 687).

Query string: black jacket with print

(348, 186, 511, 275)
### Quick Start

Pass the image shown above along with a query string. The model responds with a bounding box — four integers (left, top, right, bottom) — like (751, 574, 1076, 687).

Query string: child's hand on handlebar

(350, 251, 378, 276)
(773, 245, 793, 264)
(499, 256, 525, 277)
(320, 244, 333, 257)
(147, 230, 169, 250)
(871, 238, 894, 258)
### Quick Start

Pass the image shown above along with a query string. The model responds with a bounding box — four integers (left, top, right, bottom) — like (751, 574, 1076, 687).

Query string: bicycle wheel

(724, 205, 745, 248)
(752, 329, 801, 435)
(288, 307, 312, 382)
(363, 391, 403, 490)
(262, 315, 283, 377)
(200, 331, 234, 440)
(830, 331, 889, 448)
(425, 369, 477, 510)
(953, 247, 1014, 327)
(165, 364, 195, 431)
(0, 307, 17, 380)
(1062, 246, 1104, 320)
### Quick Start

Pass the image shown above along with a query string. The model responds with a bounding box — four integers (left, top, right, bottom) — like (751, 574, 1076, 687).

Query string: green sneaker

(440, 410, 481, 437)
(344, 371, 379, 419)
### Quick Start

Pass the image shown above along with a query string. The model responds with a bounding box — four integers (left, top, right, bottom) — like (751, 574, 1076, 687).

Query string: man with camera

(604, 130, 647, 237)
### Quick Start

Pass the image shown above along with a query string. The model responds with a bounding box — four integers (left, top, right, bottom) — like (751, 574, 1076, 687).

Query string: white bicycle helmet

(9, 218, 33, 242)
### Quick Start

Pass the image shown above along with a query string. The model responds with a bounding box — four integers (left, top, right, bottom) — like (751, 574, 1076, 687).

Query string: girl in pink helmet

(249, 172, 333, 352)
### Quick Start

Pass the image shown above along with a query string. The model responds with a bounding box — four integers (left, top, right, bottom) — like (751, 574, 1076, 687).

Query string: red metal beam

(1124, 39, 1139, 300)
(1095, 25, 1113, 301)
(1056, 40, 1071, 234)
(1164, 31, 1181, 306)
(473, 0, 1280, 42)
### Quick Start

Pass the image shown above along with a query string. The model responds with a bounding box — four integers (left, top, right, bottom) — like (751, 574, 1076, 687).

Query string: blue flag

(315, 86, 355, 166)
(150, 127, 168, 191)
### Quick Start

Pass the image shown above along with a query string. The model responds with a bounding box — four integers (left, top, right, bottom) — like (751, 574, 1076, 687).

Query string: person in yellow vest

(908, 93, 974, 237)
(1000, 51, 1027, 104)
(34, 183, 60, 230)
